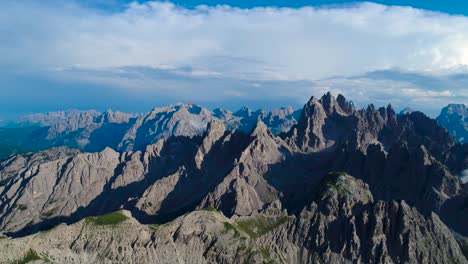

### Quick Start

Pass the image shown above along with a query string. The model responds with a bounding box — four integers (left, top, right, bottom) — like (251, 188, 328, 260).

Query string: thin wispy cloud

(1, 1, 467, 117)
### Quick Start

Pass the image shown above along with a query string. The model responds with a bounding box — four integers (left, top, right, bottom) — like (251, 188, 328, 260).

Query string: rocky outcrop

(0, 174, 465, 264)
(290, 173, 467, 264)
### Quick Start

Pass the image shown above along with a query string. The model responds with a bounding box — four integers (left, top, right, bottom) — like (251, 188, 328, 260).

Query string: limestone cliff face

(0, 93, 467, 263)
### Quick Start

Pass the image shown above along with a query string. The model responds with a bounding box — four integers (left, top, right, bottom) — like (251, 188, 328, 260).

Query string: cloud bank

(1, 1, 467, 116)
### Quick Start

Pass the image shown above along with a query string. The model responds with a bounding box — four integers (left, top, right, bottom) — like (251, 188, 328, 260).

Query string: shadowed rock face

(437, 104, 468, 144)
(0, 93, 467, 263)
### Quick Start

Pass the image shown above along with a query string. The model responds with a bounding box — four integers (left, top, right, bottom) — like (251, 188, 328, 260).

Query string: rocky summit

(0, 93, 467, 263)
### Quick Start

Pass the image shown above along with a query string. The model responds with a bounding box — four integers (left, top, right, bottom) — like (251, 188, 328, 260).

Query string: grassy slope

(85, 211, 129, 226)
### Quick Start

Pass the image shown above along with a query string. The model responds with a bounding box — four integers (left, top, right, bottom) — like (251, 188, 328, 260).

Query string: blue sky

(1, 0, 468, 121)
(88, 0, 468, 15)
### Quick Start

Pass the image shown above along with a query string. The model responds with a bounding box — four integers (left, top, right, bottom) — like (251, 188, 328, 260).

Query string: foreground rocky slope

(0, 174, 465, 264)
(0, 93, 466, 263)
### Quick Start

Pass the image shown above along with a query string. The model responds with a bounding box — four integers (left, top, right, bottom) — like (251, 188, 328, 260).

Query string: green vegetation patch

(319, 171, 355, 196)
(203, 205, 219, 212)
(223, 222, 241, 237)
(235, 215, 289, 238)
(85, 211, 129, 226)
(10, 249, 42, 264)
(455, 236, 468, 259)
(259, 247, 276, 264)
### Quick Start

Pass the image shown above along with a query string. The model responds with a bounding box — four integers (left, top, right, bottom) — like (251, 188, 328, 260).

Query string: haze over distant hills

(0, 93, 466, 263)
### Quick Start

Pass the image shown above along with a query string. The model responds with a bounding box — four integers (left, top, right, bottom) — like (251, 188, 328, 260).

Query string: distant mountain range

(0, 100, 465, 160)
(0, 93, 466, 263)
(0, 104, 301, 159)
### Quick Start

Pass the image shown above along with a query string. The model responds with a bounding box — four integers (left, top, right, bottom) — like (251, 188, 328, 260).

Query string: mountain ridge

(0, 93, 466, 263)
(1, 98, 466, 161)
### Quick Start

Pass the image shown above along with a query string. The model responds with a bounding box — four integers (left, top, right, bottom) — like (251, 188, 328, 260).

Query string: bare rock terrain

(0, 93, 467, 263)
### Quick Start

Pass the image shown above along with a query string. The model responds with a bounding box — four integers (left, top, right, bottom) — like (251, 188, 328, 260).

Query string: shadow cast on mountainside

(440, 195, 468, 236)
(153, 130, 251, 222)
(85, 122, 134, 152)
(6, 131, 254, 237)
(262, 147, 340, 214)
(6, 135, 204, 237)
(133, 111, 176, 151)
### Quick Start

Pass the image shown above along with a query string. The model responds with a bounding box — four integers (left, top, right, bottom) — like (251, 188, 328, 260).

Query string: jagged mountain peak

(336, 93, 355, 114)
(234, 106, 252, 117)
(318, 91, 338, 115)
(446, 104, 467, 115)
(288, 92, 459, 156)
(249, 119, 271, 138)
(304, 92, 355, 117)
(304, 95, 320, 108)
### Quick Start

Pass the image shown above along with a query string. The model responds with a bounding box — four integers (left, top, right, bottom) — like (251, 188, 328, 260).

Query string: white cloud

(1, 1, 468, 115)
(401, 89, 452, 97)
(3, 1, 468, 79)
